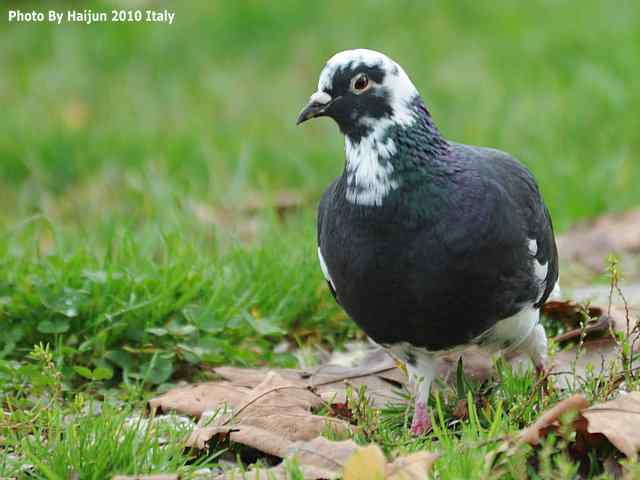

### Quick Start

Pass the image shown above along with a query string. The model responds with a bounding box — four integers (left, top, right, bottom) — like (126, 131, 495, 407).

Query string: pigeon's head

(296, 49, 419, 140)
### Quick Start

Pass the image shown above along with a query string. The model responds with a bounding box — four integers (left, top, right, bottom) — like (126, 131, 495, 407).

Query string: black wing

(465, 145, 559, 310)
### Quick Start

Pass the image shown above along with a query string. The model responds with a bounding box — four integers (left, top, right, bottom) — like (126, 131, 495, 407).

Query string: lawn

(1, 1, 639, 478)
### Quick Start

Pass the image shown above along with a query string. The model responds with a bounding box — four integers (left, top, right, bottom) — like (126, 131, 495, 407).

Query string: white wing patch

(317, 247, 335, 290)
(533, 258, 548, 284)
(528, 238, 549, 303)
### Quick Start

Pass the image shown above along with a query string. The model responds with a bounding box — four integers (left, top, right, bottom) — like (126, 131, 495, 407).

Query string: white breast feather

(345, 128, 399, 207)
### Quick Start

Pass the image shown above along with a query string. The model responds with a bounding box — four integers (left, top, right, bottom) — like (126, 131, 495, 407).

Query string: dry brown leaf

(542, 300, 638, 341)
(519, 394, 589, 445)
(185, 371, 349, 456)
(149, 382, 249, 417)
(285, 437, 360, 479)
(234, 370, 324, 414)
(543, 300, 639, 342)
(299, 348, 405, 408)
(516, 392, 640, 460)
(213, 437, 359, 480)
(552, 315, 611, 343)
(212, 367, 304, 388)
(583, 391, 640, 457)
(187, 425, 235, 450)
(215, 349, 406, 409)
(543, 301, 612, 343)
(557, 208, 640, 272)
(188, 414, 346, 458)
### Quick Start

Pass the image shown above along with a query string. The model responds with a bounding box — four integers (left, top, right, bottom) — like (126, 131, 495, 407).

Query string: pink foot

(410, 401, 433, 436)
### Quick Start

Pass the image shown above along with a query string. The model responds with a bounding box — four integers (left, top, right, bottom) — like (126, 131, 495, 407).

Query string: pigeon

(297, 49, 559, 435)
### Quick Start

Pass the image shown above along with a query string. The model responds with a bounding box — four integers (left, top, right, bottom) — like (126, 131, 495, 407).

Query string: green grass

(1, 0, 640, 477)
(12, 406, 201, 480)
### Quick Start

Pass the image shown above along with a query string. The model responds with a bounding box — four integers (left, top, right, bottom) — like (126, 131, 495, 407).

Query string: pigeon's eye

(351, 74, 369, 93)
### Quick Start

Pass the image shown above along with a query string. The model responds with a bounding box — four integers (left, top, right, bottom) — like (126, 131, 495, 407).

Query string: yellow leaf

(343, 444, 386, 480)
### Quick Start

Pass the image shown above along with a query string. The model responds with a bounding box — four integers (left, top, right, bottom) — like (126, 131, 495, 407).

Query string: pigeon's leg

(519, 323, 549, 393)
(407, 353, 436, 436)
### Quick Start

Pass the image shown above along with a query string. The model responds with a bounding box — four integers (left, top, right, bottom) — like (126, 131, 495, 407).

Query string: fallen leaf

(211, 367, 305, 389)
(514, 391, 640, 464)
(231, 370, 324, 415)
(543, 300, 639, 343)
(583, 391, 640, 457)
(215, 348, 406, 408)
(185, 372, 349, 457)
(543, 301, 611, 343)
(149, 382, 250, 417)
(552, 315, 610, 344)
(519, 394, 589, 446)
(213, 437, 359, 480)
(286, 437, 360, 477)
(342, 444, 387, 480)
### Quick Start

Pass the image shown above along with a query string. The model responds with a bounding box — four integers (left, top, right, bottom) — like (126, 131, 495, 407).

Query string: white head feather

(315, 50, 421, 206)
(318, 49, 419, 126)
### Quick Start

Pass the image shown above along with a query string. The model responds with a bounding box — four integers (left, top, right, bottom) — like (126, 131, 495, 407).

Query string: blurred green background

(1, 0, 639, 383)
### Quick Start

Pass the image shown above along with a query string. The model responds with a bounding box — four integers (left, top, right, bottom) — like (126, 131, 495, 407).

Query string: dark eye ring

(353, 74, 369, 92)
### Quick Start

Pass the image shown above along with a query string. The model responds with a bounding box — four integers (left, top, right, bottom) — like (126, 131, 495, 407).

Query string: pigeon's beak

(296, 91, 336, 125)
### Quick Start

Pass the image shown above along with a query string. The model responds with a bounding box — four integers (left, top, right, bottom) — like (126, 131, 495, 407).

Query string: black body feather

(317, 101, 558, 351)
